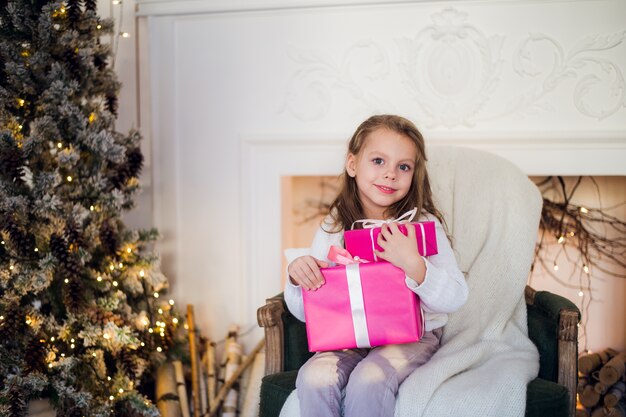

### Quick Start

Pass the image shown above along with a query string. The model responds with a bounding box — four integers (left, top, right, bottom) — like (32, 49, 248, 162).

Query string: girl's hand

(287, 256, 329, 291)
(374, 223, 426, 284)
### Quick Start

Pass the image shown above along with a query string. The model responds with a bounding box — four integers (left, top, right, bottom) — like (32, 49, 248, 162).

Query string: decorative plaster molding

(398, 8, 505, 128)
(501, 30, 626, 121)
(280, 40, 391, 121)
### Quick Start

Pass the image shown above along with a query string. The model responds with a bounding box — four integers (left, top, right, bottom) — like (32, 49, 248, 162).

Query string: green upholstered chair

(257, 286, 580, 417)
(256, 146, 581, 417)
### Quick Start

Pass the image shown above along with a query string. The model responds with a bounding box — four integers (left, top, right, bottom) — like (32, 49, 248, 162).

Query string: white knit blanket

(280, 146, 542, 417)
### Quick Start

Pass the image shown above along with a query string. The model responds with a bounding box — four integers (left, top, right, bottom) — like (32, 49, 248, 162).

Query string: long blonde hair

(325, 114, 443, 232)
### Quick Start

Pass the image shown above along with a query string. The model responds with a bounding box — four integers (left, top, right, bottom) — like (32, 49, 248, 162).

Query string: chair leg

(558, 309, 579, 417)
(257, 295, 286, 375)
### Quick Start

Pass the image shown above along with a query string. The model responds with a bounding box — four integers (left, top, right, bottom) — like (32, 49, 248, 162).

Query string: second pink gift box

(344, 221, 438, 263)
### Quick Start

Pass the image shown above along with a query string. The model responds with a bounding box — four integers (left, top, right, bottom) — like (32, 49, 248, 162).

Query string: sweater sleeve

(284, 217, 343, 322)
(405, 217, 468, 314)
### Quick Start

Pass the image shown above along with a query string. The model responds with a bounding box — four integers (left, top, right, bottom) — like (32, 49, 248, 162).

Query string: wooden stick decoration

(222, 326, 242, 417)
(173, 361, 191, 417)
(156, 362, 183, 417)
(204, 339, 217, 408)
(187, 305, 201, 417)
(208, 339, 265, 417)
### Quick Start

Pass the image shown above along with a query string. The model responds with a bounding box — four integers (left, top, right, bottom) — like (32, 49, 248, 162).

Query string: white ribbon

(350, 207, 418, 230)
(345, 263, 371, 348)
(417, 222, 426, 256)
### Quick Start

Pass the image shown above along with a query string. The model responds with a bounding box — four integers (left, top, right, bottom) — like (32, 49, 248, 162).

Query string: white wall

(113, 0, 626, 349)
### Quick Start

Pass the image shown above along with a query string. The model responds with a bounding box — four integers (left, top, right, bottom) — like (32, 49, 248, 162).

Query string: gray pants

(295, 328, 442, 417)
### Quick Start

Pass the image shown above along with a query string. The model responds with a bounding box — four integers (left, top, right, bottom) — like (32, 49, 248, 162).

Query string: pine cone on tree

(87, 307, 125, 327)
(5, 379, 27, 417)
(84, 0, 97, 12)
(0, 133, 25, 184)
(63, 48, 81, 80)
(66, 0, 82, 29)
(0, 304, 26, 338)
(99, 219, 119, 255)
(119, 348, 138, 380)
(4, 216, 35, 255)
(126, 147, 144, 179)
(23, 336, 48, 374)
(63, 276, 86, 314)
(65, 221, 86, 251)
(50, 234, 82, 275)
(93, 50, 107, 71)
(105, 90, 118, 117)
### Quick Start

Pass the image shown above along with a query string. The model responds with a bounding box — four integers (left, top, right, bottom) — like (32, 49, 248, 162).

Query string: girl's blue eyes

(371, 158, 412, 172)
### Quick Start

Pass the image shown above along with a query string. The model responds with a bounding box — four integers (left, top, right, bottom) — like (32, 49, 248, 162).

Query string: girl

(284, 114, 468, 417)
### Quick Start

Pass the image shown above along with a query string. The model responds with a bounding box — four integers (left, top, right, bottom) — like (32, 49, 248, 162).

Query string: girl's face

(346, 127, 418, 219)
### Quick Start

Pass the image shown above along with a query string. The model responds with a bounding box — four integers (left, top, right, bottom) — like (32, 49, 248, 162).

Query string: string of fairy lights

(531, 176, 626, 353)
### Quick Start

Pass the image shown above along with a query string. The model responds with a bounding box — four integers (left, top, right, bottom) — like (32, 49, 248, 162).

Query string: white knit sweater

(284, 214, 468, 332)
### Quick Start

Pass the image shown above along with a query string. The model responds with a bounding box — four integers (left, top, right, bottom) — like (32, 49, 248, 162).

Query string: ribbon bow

(350, 207, 418, 230)
(327, 246, 369, 265)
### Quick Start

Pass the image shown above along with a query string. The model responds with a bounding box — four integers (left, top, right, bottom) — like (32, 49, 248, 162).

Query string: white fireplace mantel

(138, 0, 626, 342)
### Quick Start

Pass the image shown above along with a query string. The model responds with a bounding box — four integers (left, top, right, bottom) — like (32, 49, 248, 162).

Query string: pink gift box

(344, 221, 438, 263)
(302, 262, 424, 352)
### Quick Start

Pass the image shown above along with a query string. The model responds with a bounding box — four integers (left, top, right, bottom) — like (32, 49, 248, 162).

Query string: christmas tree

(0, 1, 184, 415)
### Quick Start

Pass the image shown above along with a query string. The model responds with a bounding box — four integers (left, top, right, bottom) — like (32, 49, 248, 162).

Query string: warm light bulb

(64, 278, 69, 283)
(103, 333, 110, 339)
(148, 328, 153, 333)
(118, 388, 124, 393)
(553, 264, 559, 271)
(90, 205, 95, 211)
(126, 248, 131, 253)
(109, 264, 115, 271)
(50, 337, 55, 342)
(97, 276, 102, 282)
(9, 265, 14, 270)
(139, 270, 145, 277)
(156, 347, 162, 352)
(66, 176, 72, 182)
(71, 338, 75, 343)
(0, 316, 4, 320)
(112, 281, 118, 287)
(109, 395, 114, 401)
(17, 98, 25, 107)
(158, 309, 163, 314)
(140, 342, 145, 346)
(34, 248, 39, 252)
(70, 343, 75, 349)
(120, 32, 130, 38)
(172, 318, 178, 324)
(580, 207, 588, 214)
(153, 292, 159, 298)
(92, 352, 97, 357)
(578, 291, 584, 297)
(96, 24, 102, 30)
(57, 142, 63, 148)
(557, 236, 564, 244)
(169, 299, 174, 306)
(112, 0, 121, 4)
(118, 262, 123, 268)
(583, 265, 589, 274)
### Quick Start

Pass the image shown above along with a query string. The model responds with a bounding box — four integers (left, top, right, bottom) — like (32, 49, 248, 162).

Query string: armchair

(257, 146, 581, 417)
(258, 287, 580, 417)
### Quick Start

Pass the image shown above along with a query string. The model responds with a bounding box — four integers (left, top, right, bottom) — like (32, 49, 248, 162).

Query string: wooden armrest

(526, 285, 579, 417)
(257, 295, 286, 376)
